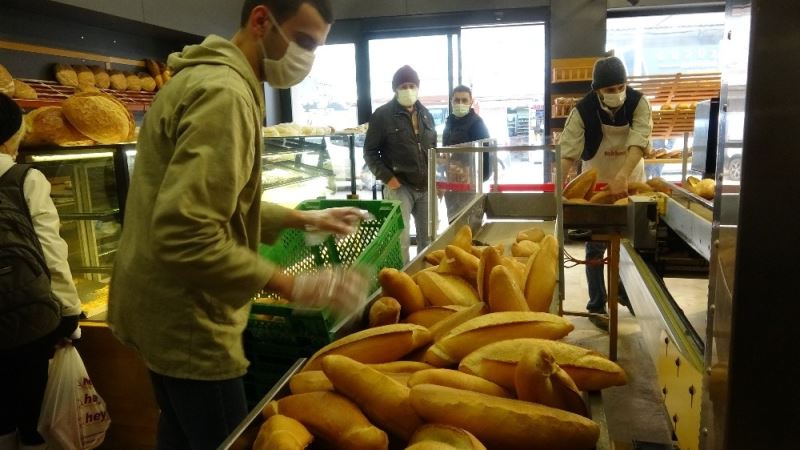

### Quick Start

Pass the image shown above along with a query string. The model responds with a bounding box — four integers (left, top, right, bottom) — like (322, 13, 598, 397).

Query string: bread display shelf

(13, 78, 155, 112)
(551, 57, 602, 84)
(644, 158, 691, 164)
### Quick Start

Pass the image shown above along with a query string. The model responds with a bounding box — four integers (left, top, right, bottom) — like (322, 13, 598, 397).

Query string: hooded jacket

(108, 35, 289, 380)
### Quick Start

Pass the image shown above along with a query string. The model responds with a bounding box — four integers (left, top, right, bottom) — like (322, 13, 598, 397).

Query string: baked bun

(73, 64, 95, 88)
(137, 72, 156, 92)
(54, 63, 79, 87)
(90, 66, 111, 89)
(22, 106, 94, 147)
(125, 72, 141, 91)
(13, 80, 37, 100)
(62, 92, 131, 144)
(0, 64, 14, 96)
(109, 70, 127, 90)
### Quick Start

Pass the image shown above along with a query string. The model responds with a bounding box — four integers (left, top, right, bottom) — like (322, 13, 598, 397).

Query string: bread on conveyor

(61, 92, 131, 144)
(0, 64, 15, 96)
(253, 414, 313, 450)
(13, 80, 37, 99)
(90, 66, 110, 89)
(562, 167, 597, 200)
(137, 72, 157, 92)
(109, 70, 127, 90)
(515, 347, 587, 416)
(22, 106, 94, 147)
(54, 63, 79, 87)
(408, 368, 512, 399)
(368, 297, 401, 327)
(408, 424, 487, 450)
(73, 64, 95, 88)
(379, 268, 426, 315)
(125, 72, 141, 91)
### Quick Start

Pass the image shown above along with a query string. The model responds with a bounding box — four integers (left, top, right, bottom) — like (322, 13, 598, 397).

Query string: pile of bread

(0, 63, 39, 100)
(23, 92, 134, 147)
(561, 168, 659, 205)
(251, 227, 626, 450)
(685, 176, 715, 200)
(263, 123, 336, 138)
(659, 103, 696, 112)
(54, 59, 170, 93)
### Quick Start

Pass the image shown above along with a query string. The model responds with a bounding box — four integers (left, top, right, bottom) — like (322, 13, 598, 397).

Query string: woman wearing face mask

(364, 65, 438, 262)
(441, 85, 491, 221)
(559, 56, 652, 329)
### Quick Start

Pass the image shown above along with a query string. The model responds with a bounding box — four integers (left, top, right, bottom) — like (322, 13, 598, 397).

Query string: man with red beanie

(364, 65, 437, 261)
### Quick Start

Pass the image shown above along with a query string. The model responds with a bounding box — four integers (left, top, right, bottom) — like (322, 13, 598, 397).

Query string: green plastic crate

(243, 199, 404, 404)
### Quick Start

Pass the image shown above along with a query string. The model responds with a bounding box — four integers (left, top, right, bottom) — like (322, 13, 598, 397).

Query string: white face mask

(396, 87, 418, 107)
(601, 90, 626, 108)
(452, 104, 470, 118)
(260, 12, 316, 88)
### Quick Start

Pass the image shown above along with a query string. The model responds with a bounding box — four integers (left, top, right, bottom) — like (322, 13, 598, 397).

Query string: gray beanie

(592, 57, 627, 90)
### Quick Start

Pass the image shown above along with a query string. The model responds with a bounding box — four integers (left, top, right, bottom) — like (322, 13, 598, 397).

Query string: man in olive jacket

(364, 65, 438, 262)
(108, 2, 367, 448)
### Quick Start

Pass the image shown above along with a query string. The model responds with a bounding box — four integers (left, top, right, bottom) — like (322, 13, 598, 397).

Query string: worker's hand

(387, 177, 402, 190)
(290, 268, 370, 318)
(303, 207, 372, 235)
(608, 173, 629, 198)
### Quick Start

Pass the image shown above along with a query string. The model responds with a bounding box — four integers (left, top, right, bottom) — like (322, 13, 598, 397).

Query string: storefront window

(290, 43, 358, 130)
(607, 13, 725, 76)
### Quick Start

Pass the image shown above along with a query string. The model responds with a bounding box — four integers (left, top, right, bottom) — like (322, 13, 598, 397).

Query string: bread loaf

(450, 225, 473, 252)
(469, 243, 503, 258)
(290, 361, 433, 394)
(303, 323, 431, 371)
(125, 72, 141, 91)
(695, 178, 715, 199)
(563, 168, 597, 199)
(424, 312, 573, 367)
(263, 391, 388, 450)
(0, 64, 14, 96)
(379, 268, 426, 315)
(404, 306, 464, 328)
(589, 190, 615, 204)
(613, 197, 629, 206)
(416, 272, 480, 307)
(321, 355, 423, 440)
(427, 303, 485, 342)
(511, 240, 540, 258)
(369, 297, 401, 327)
(368, 361, 434, 373)
(487, 266, 529, 313)
(22, 107, 94, 147)
(13, 80, 37, 100)
(515, 348, 586, 416)
(409, 424, 486, 450)
(627, 181, 653, 194)
(408, 369, 512, 398)
(109, 70, 127, 90)
(62, 92, 130, 144)
(477, 246, 503, 302)
(515, 227, 545, 243)
(409, 384, 600, 450)
(73, 64, 95, 88)
(145, 59, 164, 89)
(137, 72, 157, 92)
(646, 177, 672, 194)
(406, 443, 461, 450)
(523, 234, 558, 312)
(501, 256, 528, 288)
(253, 414, 313, 450)
(459, 338, 627, 391)
(424, 249, 446, 265)
(54, 63, 79, 87)
(158, 61, 171, 82)
(439, 245, 479, 281)
(90, 66, 110, 89)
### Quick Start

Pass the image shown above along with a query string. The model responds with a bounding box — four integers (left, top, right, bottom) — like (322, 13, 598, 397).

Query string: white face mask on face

(260, 12, 316, 88)
(452, 103, 470, 118)
(396, 87, 418, 107)
(601, 90, 626, 108)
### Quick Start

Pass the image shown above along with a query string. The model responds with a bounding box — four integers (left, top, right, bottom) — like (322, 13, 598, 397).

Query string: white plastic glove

(304, 207, 373, 235)
(290, 267, 370, 318)
(70, 326, 82, 340)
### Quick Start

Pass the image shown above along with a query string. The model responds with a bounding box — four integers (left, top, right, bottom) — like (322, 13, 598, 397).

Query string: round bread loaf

(91, 66, 111, 89)
(74, 64, 95, 88)
(54, 63, 79, 87)
(0, 64, 15, 96)
(22, 106, 94, 147)
(13, 80, 37, 100)
(109, 70, 127, 90)
(137, 72, 156, 92)
(125, 72, 141, 92)
(62, 93, 130, 144)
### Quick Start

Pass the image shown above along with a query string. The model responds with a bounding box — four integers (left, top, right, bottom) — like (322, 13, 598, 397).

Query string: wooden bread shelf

(14, 79, 155, 112)
(552, 57, 602, 83)
(651, 108, 697, 138)
(627, 72, 721, 106)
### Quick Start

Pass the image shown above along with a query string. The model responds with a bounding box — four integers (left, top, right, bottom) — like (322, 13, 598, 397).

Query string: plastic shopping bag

(37, 345, 110, 450)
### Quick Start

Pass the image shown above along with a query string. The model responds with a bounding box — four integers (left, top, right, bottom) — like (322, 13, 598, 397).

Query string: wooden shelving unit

(14, 78, 155, 112)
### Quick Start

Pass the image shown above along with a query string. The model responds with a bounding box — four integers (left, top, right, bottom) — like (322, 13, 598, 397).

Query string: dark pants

(0, 341, 54, 445)
(585, 241, 628, 313)
(149, 372, 248, 450)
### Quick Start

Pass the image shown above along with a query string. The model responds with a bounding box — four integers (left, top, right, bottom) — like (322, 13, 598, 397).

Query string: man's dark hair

(241, 0, 334, 27)
(453, 85, 473, 97)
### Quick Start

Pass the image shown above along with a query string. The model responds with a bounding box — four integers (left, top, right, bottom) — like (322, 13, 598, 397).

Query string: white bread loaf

(523, 234, 558, 312)
(416, 272, 480, 307)
(404, 305, 465, 328)
(424, 312, 574, 367)
(408, 424, 486, 450)
(459, 338, 627, 391)
(408, 368, 512, 398)
(427, 302, 486, 343)
(253, 414, 313, 450)
(409, 384, 599, 450)
(487, 265, 529, 313)
(515, 348, 587, 415)
(368, 297, 401, 327)
(379, 268, 426, 315)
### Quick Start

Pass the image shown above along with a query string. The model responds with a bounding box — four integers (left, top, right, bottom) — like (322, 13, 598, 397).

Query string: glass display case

(19, 144, 134, 319)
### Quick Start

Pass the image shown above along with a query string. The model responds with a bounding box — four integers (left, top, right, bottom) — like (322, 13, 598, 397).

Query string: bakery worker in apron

(559, 56, 653, 329)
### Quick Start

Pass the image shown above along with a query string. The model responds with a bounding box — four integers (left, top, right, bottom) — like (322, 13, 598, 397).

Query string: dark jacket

(575, 86, 643, 161)
(442, 109, 492, 181)
(364, 98, 437, 190)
